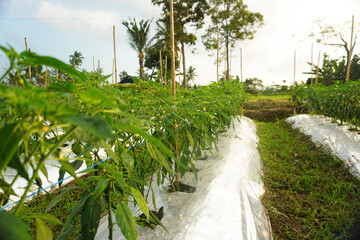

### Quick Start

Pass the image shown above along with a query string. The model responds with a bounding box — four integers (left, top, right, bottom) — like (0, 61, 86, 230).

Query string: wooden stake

(112, 58, 115, 84)
(170, 0, 176, 97)
(311, 43, 313, 84)
(240, 48, 243, 82)
(24, 37, 31, 83)
(217, 27, 219, 83)
(293, 51, 296, 85)
(229, 48, 232, 77)
(164, 55, 168, 85)
(178, 54, 181, 88)
(346, 15, 354, 82)
(5, 63, 9, 85)
(56, 69, 58, 79)
(45, 66, 48, 87)
(160, 50, 163, 84)
(98, 60, 101, 74)
(113, 25, 118, 84)
(93, 56, 95, 72)
(315, 51, 321, 85)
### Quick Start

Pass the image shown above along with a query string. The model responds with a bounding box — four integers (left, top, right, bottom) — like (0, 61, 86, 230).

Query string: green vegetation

(257, 120, 360, 239)
(0, 45, 245, 240)
(292, 81, 360, 128)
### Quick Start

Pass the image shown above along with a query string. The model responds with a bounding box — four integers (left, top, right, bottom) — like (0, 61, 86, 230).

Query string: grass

(248, 94, 292, 100)
(256, 120, 360, 239)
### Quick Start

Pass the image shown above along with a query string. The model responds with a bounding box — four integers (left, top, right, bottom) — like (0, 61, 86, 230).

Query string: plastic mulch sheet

(287, 114, 360, 178)
(96, 116, 270, 240)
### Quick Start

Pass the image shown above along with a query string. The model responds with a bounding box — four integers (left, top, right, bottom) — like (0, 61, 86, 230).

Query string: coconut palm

(122, 18, 153, 79)
(186, 65, 198, 86)
(69, 51, 84, 69)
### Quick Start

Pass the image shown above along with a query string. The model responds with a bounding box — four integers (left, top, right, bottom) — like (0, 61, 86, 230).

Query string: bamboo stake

(112, 58, 115, 84)
(229, 48, 232, 77)
(315, 51, 321, 85)
(293, 51, 296, 85)
(346, 15, 354, 82)
(311, 43, 313, 84)
(98, 60, 100, 75)
(93, 56, 95, 72)
(170, 0, 176, 97)
(160, 50, 163, 84)
(169, 0, 180, 183)
(5, 63, 8, 85)
(240, 48, 243, 82)
(113, 25, 118, 84)
(217, 27, 219, 83)
(164, 55, 168, 85)
(178, 54, 181, 88)
(45, 66, 48, 87)
(24, 37, 31, 83)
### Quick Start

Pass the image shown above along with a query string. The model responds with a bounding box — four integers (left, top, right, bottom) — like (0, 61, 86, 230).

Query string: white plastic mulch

(96, 117, 270, 240)
(286, 114, 360, 178)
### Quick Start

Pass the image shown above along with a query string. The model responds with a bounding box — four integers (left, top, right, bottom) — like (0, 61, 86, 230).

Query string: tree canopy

(203, 0, 263, 80)
(122, 18, 153, 79)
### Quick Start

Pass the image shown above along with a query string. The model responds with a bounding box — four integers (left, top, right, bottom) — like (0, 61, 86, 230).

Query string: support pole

(45, 66, 48, 87)
(217, 27, 219, 83)
(293, 51, 296, 85)
(170, 0, 176, 97)
(240, 48, 243, 83)
(178, 54, 181, 89)
(112, 58, 115, 84)
(311, 43, 313, 84)
(346, 15, 354, 82)
(315, 51, 321, 85)
(165, 55, 168, 85)
(24, 37, 31, 83)
(93, 56, 95, 72)
(113, 25, 118, 84)
(6, 63, 9, 85)
(98, 60, 101, 75)
(160, 50, 163, 84)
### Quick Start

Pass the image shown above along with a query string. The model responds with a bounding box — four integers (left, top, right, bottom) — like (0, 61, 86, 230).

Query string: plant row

(292, 82, 360, 128)
(0, 45, 245, 240)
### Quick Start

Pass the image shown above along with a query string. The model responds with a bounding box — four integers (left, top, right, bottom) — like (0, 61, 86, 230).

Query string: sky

(0, 0, 359, 86)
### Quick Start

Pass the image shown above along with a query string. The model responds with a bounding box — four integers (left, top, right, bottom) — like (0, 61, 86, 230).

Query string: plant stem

(14, 127, 77, 215)
(106, 183, 113, 240)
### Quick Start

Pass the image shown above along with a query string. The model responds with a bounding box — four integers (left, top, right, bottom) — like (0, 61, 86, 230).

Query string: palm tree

(69, 51, 84, 69)
(122, 18, 153, 79)
(186, 66, 198, 86)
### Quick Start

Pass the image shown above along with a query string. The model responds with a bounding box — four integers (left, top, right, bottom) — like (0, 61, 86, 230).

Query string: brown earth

(243, 98, 297, 122)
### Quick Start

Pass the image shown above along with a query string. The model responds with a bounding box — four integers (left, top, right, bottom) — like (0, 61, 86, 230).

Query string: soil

(243, 98, 297, 122)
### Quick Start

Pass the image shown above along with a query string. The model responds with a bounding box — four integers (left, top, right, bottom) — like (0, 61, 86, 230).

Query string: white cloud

(35, 1, 121, 34)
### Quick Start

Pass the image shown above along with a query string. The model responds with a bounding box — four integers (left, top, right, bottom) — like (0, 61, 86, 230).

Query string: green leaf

(121, 152, 134, 174)
(59, 191, 90, 236)
(0, 123, 22, 173)
(116, 123, 175, 160)
(115, 201, 137, 240)
(33, 213, 62, 225)
(130, 187, 149, 219)
(46, 186, 82, 212)
(104, 164, 125, 189)
(91, 179, 108, 201)
(20, 52, 88, 81)
(8, 154, 29, 180)
(67, 115, 112, 139)
(59, 161, 88, 190)
(187, 131, 194, 147)
(81, 196, 102, 240)
(0, 212, 31, 240)
(35, 218, 53, 240)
